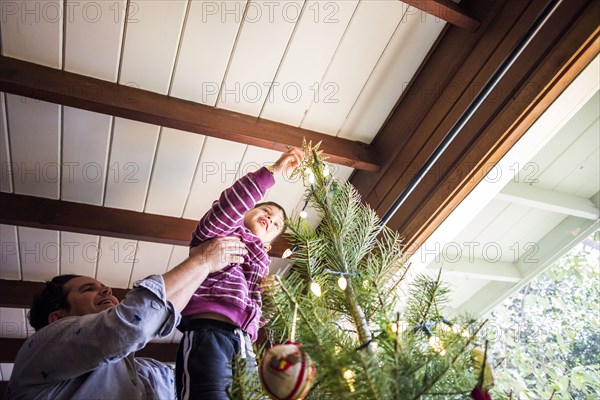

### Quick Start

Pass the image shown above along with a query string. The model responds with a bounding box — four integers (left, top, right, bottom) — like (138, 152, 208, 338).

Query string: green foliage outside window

(488, 233, 600, 399)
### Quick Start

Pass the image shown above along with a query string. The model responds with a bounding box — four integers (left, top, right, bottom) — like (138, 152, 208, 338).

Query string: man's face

(62, 277, 119, 317)
(244, 204, 285, 245)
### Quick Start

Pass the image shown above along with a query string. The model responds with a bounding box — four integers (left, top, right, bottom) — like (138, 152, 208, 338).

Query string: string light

(299, 210, 308, 219)
(337, 276, 347, 290)
(439, 320, 452, 332)
(343, 369, 356, 392)
(323, 165, 330, 177)
(282, 248, 293, 259)
(309, 280, 322, 297)
(428, 335, 446, 356)
(391, 321, 409, 334)
(440, 318, 470, 338)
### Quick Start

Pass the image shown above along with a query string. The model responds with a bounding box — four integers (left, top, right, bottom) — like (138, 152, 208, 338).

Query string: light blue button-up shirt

(6, 275, 180, 399)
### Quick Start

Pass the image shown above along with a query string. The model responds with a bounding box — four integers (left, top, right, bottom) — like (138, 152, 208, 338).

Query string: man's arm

(164, 236, 246, 310)
(10, 238, 245, 385)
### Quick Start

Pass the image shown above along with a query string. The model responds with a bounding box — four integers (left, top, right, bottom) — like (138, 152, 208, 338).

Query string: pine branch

(357, 349, 382, 400)
(345, 280, 373, 350)
(411, 320, 487, 399)
(273, 275, 321, 347)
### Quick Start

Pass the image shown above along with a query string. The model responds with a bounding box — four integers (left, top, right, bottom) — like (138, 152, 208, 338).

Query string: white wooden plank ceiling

(0, 1, 445, 368)
(1, 0, 598, 381)
(0, 0, 446, 288)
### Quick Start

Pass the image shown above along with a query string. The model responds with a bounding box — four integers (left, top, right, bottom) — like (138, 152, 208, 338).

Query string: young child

(176, 147, 304, 400)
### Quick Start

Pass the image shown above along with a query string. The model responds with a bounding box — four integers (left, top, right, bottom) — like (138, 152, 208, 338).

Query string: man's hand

(190, 236, 247, 273)
(272, 147, 304, 175)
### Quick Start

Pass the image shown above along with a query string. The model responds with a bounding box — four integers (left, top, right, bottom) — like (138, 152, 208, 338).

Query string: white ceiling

(0, 0, 446, 352)
(0, 0, 446, 283)
(0, 0, 598, 378)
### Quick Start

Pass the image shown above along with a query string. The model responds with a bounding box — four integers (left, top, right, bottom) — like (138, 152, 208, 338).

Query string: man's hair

(28, 274, 81, 331)
(254, 201, 287, 240)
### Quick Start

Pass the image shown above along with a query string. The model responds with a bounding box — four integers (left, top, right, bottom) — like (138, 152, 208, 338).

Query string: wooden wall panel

(118, 0, 188, 94)
(0, 0, 62, 68)
(103, 118, 159, 211)
(59, 232, 99, 277)
(17, 227, 59, 282)
(0, 225, 20, 280)
(95, 237, 136, 288)
(61, 107, 112, 205)
(183, 138, 247, 220)
(144, 128, 205, 217)
(0, 57, 380, 171)
(64, 0, 126, 81)
(0, 93, 12, 193)
(128, 242, 172, 287)
(5, 96, 60, 199)
(0, 308, 27, 338)
(170, 0, 246, 104)
(300, 1, 405, 136)
(260, 0, 358, 127)
(338, 6, 445, 142)
(218, 0, 302, 116)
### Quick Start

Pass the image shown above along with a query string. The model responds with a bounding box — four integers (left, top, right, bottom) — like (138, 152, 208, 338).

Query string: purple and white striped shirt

(182, 167, 275, 342)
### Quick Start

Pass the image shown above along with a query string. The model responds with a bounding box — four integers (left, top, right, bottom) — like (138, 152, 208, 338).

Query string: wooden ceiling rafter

(0, 338, 178, 363)
(402, 0, 480, 32)
(0, 56, 380, 172)
(0, 193, 289, 258)
(0, 279, 129, 309)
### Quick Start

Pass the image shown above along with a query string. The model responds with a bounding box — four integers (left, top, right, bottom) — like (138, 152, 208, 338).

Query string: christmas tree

(231, 141, 494, 400)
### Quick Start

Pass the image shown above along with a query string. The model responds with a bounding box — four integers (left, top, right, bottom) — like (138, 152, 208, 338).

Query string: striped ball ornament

(259, 341, 316, 400)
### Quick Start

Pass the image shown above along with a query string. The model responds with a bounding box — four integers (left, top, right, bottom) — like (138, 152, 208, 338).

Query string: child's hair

(253, 201, 287, 239)
(28, 274, 81, 331)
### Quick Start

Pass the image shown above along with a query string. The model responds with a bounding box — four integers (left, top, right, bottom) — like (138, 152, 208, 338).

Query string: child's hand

(272, 147, 304, 175)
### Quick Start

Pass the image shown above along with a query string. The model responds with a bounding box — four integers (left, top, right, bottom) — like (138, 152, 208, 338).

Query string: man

(5, 237, 247, 400)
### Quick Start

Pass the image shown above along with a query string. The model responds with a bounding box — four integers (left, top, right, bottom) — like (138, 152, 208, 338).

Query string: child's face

(244, 204, 285, 245)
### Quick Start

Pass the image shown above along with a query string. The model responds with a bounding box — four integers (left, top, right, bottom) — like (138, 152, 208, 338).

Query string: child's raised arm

(191, 147, 303, 246)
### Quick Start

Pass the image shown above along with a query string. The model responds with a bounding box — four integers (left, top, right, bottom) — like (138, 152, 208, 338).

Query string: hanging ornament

(471, 346, 495, 390)
(470, 387, 492, 400)
(259, 341, 316, 400)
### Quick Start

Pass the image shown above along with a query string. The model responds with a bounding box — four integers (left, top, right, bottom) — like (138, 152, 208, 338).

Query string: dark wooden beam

(0, 56, 380, 172)
(0, 338, 178, 363)
(402, 0, 480, 32)
(0, 193, 288, 258)
(0, 279, 129, 309)
(351, 0, 598, 254)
